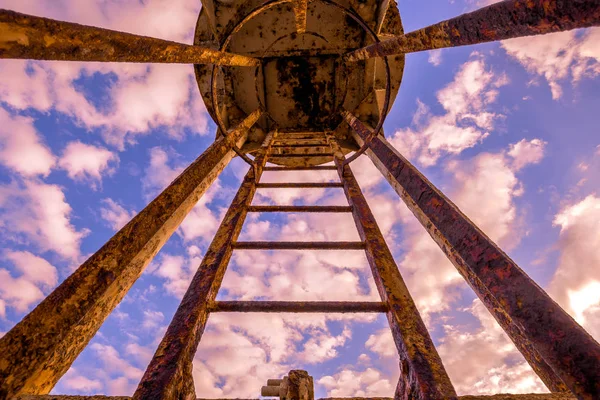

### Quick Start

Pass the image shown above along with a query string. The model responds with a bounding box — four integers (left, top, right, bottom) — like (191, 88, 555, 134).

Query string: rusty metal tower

(1, 1, 600, 399)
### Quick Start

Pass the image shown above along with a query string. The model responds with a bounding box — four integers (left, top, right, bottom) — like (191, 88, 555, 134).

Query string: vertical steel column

(327, 134, 457, 399)
(0, 110, 262, 398)
(133, 131, 276, 399)
(345, 113, 600, 399)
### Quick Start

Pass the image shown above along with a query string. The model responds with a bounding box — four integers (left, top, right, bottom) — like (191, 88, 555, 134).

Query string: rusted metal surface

(328, 135, 457, 400)
(348, 117, 600, 399)
(346, 0, 600, 61)
(247, 205, 351, 212)
(256, 182, 343, 188)
(263, 166, 337, 171)
(270, 153, 334, 157)
(0, 113, 260, 398)
(294, 0, 309, 34)
(133, 133, 275, 400)
(233, 241, 366, 250)
(195, 0, 404, 163)
(209, 301, 387, 313)
(0, 9, 259, 66)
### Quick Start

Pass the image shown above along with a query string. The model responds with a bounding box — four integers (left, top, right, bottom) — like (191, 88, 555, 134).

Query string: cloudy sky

(0, 0, 599, 397)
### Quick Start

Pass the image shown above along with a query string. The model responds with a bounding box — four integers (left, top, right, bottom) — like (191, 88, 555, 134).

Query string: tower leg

(0, 111, 262, 398)
(345, 113, 600, 399)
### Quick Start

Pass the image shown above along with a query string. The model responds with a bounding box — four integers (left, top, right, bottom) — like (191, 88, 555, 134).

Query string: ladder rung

(233, 241, 366, 250)
(247, 206, 351, 213)
(209, 301, 388, 313)
(256, 182, 343, 188)
(263, 166, 337, 171)
(270, 153, 333, 158)
(272, 143, 328, 148)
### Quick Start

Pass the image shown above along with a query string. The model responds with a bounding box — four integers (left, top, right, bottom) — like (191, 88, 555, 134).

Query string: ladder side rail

(346, 113, 600, 398)
(132, 131, 276, 399)
(327, 134, 457, 400)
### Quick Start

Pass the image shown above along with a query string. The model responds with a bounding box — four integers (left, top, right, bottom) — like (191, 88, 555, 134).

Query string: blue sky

(0, 0, 599, 397)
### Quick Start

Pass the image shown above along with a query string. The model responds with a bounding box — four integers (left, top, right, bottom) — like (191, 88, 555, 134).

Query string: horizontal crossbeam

(270, 153, 334, 158)
(247, 206, 351, 213)
(263, 166, 337, 171)
(233, 241, 366, 250)
(346, 0, 600, 61)
(256, 182, 343, 188)
(209, 301, 388, 313)
(272, 144, 329, 148)
(0, 9, 259, 66)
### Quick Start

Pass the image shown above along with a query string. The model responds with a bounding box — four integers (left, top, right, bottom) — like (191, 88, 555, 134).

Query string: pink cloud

(502, 28, 600, 99)
(437, 300, 546, 395)
(549, 195, 600, 340)
(0, 108, 56, 177)
(390, 55, 508, 167)
(99, 198, 136, 231)
(58, 141, 119, 187)
(0, 180, 87, 260)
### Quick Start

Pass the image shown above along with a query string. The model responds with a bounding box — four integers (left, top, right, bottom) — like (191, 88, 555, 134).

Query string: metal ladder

(133, 131, 455, 399)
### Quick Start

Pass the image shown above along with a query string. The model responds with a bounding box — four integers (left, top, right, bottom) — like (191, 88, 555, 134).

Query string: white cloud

(502, 28, 600, 99)
(0, 108, 56, 177)
(0, 250, 58, 315)
(390, 56, 508, 166)
(4, 250, 58, 289)
(549, 195, 600, 340)
(58, 141, 118, 186)
(508, 138, 547, 171)
(150, 248, 201, 299)
(437, 300, 546, 395)
(142, 147, 183, 197)
(0, 180, 86, 259)
(365, 328, 396, 358)
(428, 49, 443, 67)
(141, 309, 165, 330)
(99, 198, 136, 231)
(61, 368, 103, 393)
(318, 367, 396, 397)
(0, 269, 44, 314)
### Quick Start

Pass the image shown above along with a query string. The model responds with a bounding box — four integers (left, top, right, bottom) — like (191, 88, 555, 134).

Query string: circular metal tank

(194, 0, 405, 166)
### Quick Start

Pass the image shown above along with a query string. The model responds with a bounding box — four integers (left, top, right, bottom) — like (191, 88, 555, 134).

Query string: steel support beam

(132, 130, 274, 400)
(0, 9, 259, 66)
(345, 112, 600, 399)
(346, 0, 600, 61)
(209, 301, 387, 313)
(0, 110, 262, 399)
(327, 135, 457, 399)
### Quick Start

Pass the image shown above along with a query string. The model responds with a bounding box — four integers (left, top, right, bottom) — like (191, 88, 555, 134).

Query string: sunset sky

(0, 0, 599, 397)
